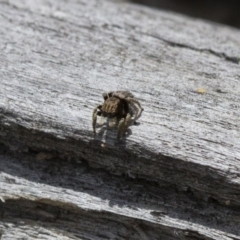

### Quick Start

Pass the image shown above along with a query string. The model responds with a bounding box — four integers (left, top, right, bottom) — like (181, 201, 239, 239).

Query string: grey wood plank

(0, 0, 240, 238)
(0, 152, 239, 239)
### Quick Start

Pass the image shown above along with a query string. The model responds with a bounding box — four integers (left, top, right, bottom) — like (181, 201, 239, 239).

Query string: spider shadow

(94, 121, 134, 147)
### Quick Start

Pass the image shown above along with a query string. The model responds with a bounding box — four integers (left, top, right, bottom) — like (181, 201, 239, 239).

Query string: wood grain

(0, 0, 240, 239)
(1, 151, 239, 239)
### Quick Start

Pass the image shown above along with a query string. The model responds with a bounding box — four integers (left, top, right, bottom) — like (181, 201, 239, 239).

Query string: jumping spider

(92, 91, 144, 139)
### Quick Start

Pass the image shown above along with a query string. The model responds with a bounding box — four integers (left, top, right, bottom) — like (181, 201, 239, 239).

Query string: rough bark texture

(0, 0, 240, 239)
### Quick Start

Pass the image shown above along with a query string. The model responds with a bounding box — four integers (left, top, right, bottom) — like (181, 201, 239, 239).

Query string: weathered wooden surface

(0, 0, 240, 239)
(1, 150, 240, 239)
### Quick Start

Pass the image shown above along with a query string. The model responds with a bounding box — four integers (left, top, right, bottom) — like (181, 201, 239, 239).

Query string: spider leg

(126, 98, 144, 121)
(92, 105, 102, 134)
(129, 103, 139, 122)
(117, 113, 132, 139)
(117, 117, 125, 139)
(134, 105, 144, 122)
(99, 115, 105, 125)
(123, 113, 131, 135)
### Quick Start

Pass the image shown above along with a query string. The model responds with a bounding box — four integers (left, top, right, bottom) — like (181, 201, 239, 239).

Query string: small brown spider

(92, 91, 144, 139)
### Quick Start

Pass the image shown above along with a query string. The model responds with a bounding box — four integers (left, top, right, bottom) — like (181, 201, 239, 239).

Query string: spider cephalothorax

(92, 91, 144, 139)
